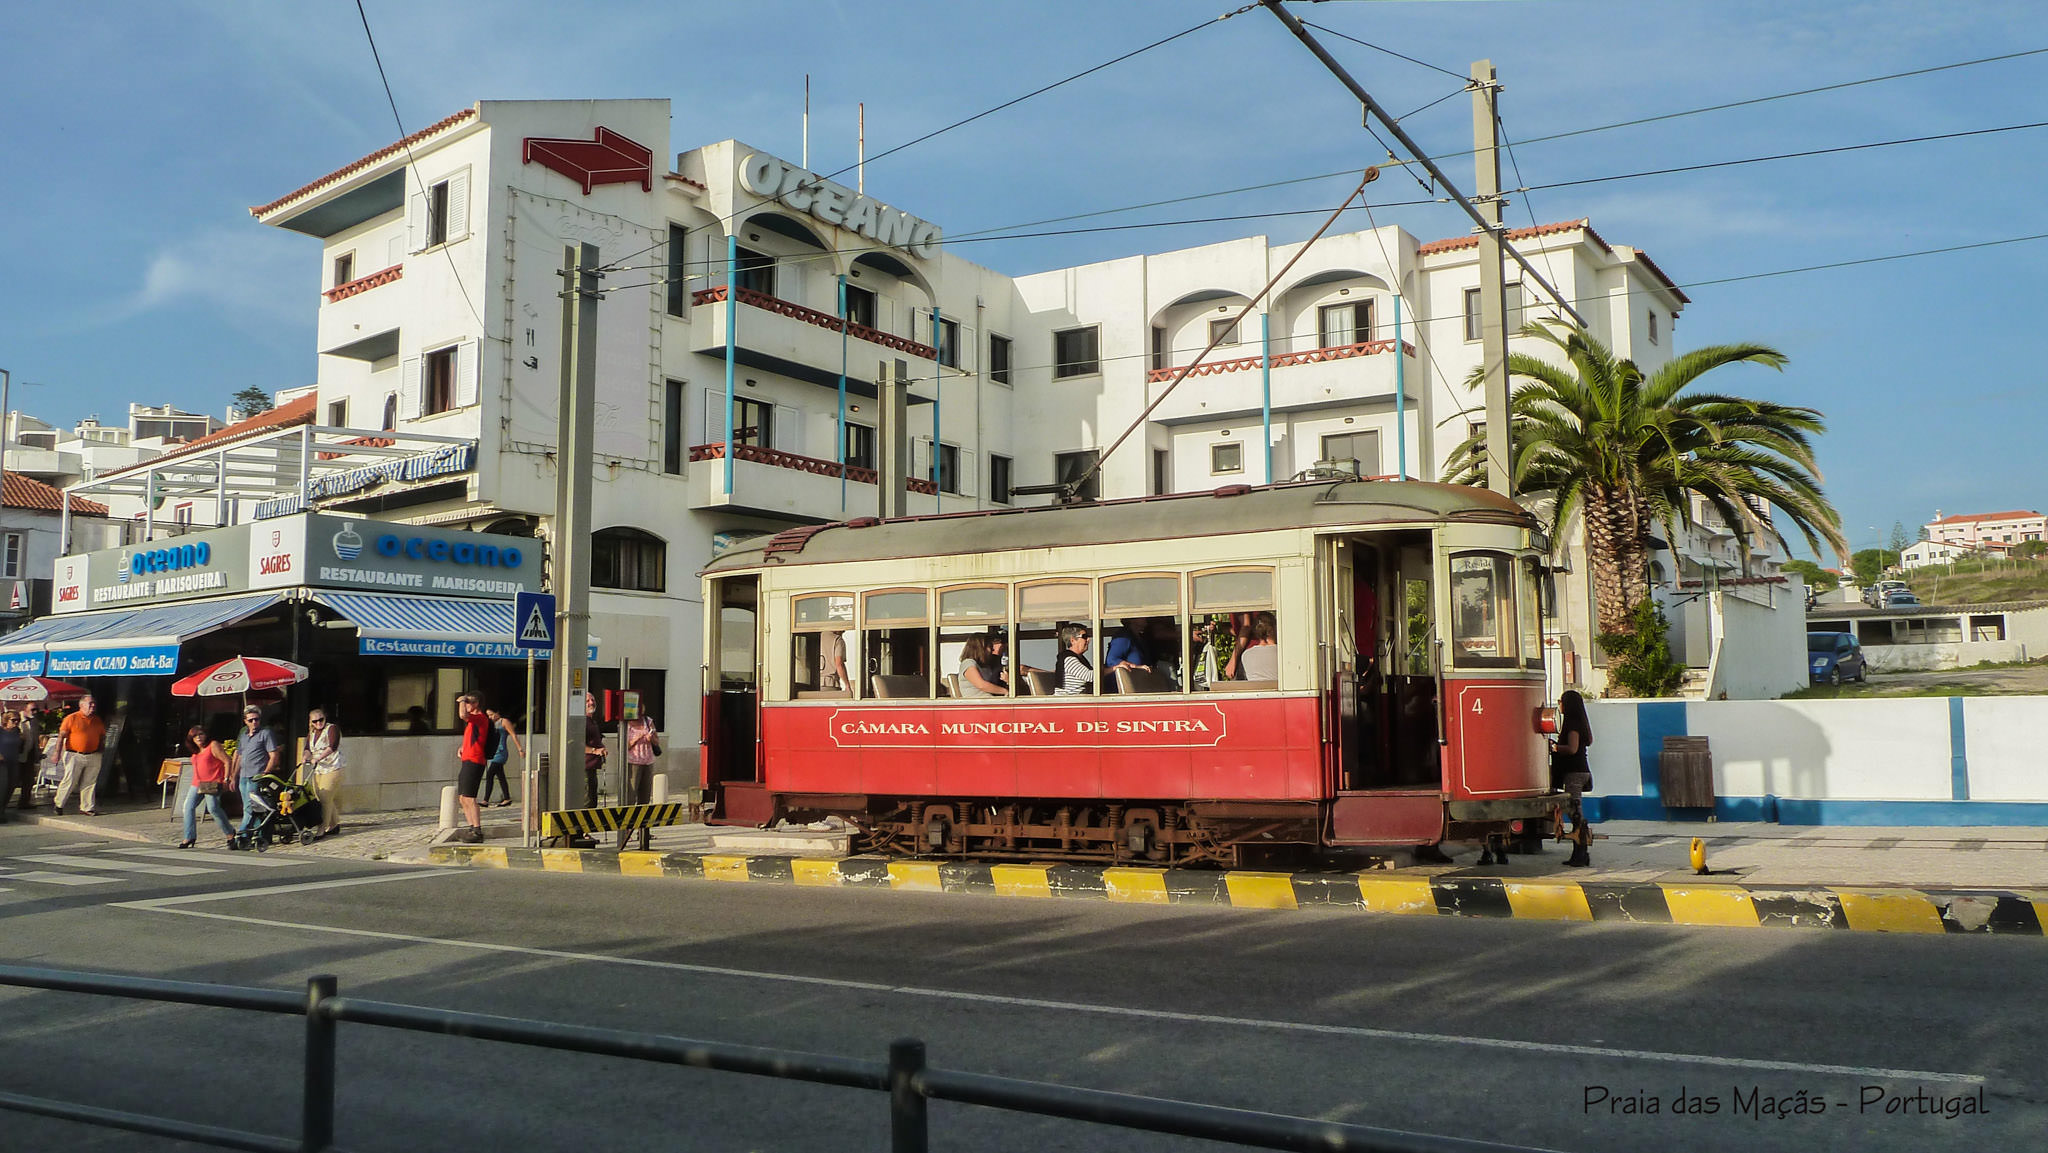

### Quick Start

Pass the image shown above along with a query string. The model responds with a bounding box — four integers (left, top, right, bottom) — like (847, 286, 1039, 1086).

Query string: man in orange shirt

(52, 696, 108, 817)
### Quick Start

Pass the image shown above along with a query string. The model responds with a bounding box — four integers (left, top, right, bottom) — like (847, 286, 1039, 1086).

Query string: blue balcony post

(838, 274, 849, 514)
(1394, 293, 1407, 479)
(723, 234, 737, 497)
(1260, 311, 1272, 484)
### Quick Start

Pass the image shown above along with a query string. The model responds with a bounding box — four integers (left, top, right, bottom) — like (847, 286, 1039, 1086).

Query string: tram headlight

(1536, 706, 1559, 735)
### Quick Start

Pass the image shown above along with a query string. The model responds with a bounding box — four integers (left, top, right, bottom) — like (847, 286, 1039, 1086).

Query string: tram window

(1102, 575, 1182, 692)
(1402, 577, 1433, 675)
(1449, 552, 1517, 669)
(1191, 568, 1278, 690)
(1016, 579, 1092, 695)
(1519, 558, 1546, 669)
(939, 585, 1010, 698)
(791, 594, 854, 698)
(862, 589, 930, 698)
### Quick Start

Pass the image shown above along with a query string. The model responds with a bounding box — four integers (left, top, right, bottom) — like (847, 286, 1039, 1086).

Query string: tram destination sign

(825, 703, 1228, 749)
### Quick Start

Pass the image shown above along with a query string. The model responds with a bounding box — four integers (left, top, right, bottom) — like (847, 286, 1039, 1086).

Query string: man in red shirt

(455, 693, 490, 843)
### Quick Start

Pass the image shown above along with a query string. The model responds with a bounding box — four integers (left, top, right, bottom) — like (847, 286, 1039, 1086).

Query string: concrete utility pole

(550, 242, 600, 813)
(1471, 60, 1512, 497)
(877, 358, 909, 520)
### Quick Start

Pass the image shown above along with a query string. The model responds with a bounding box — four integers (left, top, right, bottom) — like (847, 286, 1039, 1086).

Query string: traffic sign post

(512, 591, 557, 846)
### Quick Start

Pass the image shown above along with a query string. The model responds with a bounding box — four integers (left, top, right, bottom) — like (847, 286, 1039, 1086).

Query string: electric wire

(1297, 19, 1469, 81)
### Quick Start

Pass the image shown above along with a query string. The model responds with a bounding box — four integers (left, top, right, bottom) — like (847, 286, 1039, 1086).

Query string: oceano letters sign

(738, 153, 941, 260)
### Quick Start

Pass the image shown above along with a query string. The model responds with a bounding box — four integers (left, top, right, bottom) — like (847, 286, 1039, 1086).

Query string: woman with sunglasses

(304, 709, 344, 836)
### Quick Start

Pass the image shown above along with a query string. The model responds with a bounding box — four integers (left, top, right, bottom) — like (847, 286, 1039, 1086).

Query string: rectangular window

(332, 252, 354, 289)
(989, 334, 1012, 384)
(426, 180, 451, 248)
(1318, 301, 1373, 348)
(1210, 442, 1243, 475)
(790, 594, 855, 698)
(1054, 449, 1100, 502)
(733, 397, 773, 448)
(862, 588, 931, 699)
(423, 346, 457, 415)
(326, 398, 348, 428)
(938, 443, 961, 494)
(733, 246, 775, 297)
(1463, 287, 1483, 342)
(1190, 568, 1278, 691)
(937, 317, 960, 369)
(382, 394, 397, 431)
(1319, 430, 1381, 477)
(1152, 448, 1169, 496)
(1150, 326, 1169, 371)
(844, 422, 875, 471)
(174, 502, 194, 528)
(666, 224, 688, 317)
(1449, 551, 1517, 669)
(593, 529, 667, 592)
(663, 379, 686, 474)
(989, 454, 1012, 504)
(1, 533, 22, 579)
(1053, 326, 1100, 379)
(1506, 282, 1525, 333)
(842, 284, 877, 328)
(1209, 317, 1239, 347)
(1648, 309, 1660, 345)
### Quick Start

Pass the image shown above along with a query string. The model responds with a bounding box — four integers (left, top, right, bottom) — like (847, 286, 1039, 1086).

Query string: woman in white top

(1054, 624, 1095, 695)
(303, 709, 344, 834)
(1230, 613, 1280, 683)
(957, 635, 1008, 697)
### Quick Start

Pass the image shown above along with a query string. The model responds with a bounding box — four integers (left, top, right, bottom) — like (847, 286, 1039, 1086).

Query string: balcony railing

(1144, 337, 1411, 384)
(322, 264, 403, 303)
(692, 285, 937, 360)
(691, 441, 940, 495)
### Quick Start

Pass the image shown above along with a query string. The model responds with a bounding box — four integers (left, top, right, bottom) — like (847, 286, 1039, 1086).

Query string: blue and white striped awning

(311, 591, 596, 661)
(0, 593, 286, 677)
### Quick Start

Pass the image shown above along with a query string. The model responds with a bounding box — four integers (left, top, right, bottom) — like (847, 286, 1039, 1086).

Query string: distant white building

(1926, 509, 2046, 549)
(1900, 538, 1980, 570)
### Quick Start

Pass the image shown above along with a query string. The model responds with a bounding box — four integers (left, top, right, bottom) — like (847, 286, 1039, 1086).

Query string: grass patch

(1903, 556, 2048, 605)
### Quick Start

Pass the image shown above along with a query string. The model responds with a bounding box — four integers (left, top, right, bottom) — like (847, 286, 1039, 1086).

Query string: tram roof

(702, 480, 1538, 574)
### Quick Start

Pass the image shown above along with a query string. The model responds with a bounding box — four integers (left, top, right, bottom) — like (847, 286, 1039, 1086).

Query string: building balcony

(1142, 338, 1416, 425)
(690, 286, 937, 392)
(686, 441, 940, 521)
(322, 264, 403, 303)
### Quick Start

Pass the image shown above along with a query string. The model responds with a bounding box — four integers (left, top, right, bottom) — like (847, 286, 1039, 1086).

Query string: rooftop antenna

(857, 102, 865, 193)
(802, 74, 810, 168)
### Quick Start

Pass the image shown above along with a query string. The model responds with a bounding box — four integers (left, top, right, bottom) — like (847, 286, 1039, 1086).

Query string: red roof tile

(251, 108, 477, 218)
(1933, 510, 2043, 525)
(5, 473, 108, 517)
(1414, 219, 1609, 257)
(1627, 247, 1691, 305)
(98, 395, 318, 484)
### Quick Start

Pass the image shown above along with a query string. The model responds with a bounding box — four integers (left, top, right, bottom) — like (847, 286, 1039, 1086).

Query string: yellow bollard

(1689, 837, 1708, 875)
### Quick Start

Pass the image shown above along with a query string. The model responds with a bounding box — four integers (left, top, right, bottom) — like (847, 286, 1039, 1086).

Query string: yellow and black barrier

(542, 801, 689, 840)
(425, 844, 2048, 936)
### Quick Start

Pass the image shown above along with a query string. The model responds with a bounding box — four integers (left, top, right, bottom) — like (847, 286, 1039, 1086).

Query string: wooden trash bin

(1659, 735, 1715, 809)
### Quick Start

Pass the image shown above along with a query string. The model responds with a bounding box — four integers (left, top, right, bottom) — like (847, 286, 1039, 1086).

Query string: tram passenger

(1104, 618, 1157, 691)
(819, 630, 849, 693)
(981, 630, 1012, 690)
(1550, 689, 1595, 868)
(1054, 624, 1095, 695)
(1225, 612, 1279, 682)
(1189, 620, 1220, 691)
(956, 635, 1009, 697)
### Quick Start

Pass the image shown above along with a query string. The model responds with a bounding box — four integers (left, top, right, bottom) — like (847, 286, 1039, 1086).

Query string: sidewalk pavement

(7, 797, 2046, 892)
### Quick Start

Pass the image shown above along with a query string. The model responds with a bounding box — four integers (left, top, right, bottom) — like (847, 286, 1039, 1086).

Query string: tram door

(703, 575, 766, 823)
(1387, 537, 1443, 786)
(1328, 538, 1377, 791)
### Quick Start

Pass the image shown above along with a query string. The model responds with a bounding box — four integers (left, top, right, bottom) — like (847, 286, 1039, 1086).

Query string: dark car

(1808, 632, 1866, 684)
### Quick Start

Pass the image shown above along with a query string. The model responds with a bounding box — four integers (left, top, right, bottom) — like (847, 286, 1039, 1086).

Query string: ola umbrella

(171, 656, 310, 698)
(0, 676, 88, 703)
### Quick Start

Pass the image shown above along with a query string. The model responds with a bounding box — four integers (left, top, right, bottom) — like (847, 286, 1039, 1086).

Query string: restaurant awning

(309, 591, 597, 660)
(0, 593, 287, 678)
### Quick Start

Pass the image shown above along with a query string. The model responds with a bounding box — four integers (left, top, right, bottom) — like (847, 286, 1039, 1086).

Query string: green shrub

(1598, 598, 1685, 698)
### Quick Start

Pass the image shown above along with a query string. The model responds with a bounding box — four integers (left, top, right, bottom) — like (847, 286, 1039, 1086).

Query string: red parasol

(171, 656, 310, 698)
(0, 676, 89, 703)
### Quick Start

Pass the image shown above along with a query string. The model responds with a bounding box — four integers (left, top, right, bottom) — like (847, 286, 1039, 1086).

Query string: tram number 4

(1470, 698, 1484, 715)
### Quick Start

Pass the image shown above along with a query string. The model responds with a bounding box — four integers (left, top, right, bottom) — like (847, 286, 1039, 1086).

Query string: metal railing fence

(0, 963, 1557, 1153)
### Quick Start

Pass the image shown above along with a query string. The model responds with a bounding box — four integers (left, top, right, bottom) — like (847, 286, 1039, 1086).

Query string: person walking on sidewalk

(233, 705, 282, 843)
(179, 729, 236, 848)
(0, 712, 22, 824)
(478, 707, 522, 808)
(52, 696, 108, 817)
(582, 693, 607, 808)
(304, 709, 344, 836)
(621, 711, 659, 806)
(454, 694, 489, 842)
(1550, 690, 1595, 868)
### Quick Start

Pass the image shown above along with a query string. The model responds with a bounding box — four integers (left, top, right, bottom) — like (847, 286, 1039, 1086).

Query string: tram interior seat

(1201, 681, 1279, 693)
(1025, 670, 1056, 696)
(872, 674, 930, 699)
(943, 674, 962, 698)
(796, 689, 849, 699)
(1113, 667, 1177, 695)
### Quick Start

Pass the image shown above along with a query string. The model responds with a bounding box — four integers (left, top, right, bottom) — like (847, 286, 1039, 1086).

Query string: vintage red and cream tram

(699, 479, 1561, 865)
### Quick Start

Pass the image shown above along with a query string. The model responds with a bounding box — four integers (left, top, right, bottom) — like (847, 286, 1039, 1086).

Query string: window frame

(844, 421, 876, 471)
(790, 592, 857, 699)
(327, 398, 349, 428)
(423, 345, 458, 416)
(1, 532, 22, 579)
(426, 180, 451, 248)
(1053, 449, 1101, 502)
(663, 379, 686, 474)
(332, 251, 355, 290)
(591, 527, 668, 593)
(938, 442, 962, 495)
(989, 453, 1012, 505)
(732, 396, 773, 448)
(842, 283, 878, 328)
(1208, 317, 1240, 347)
(665, 224, 688, 317)
(936, 317, 961, 369)
(1052, 325, 1101, 379)
(1447, 549, 1519, 670)
(1317, 300, 1373, 348)
(1210, 441, 1244, 475)
(988, 333, 1013, 385)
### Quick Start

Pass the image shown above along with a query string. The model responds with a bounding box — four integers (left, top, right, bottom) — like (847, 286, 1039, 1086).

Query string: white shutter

(955, 324, 975, 373)
(455, 339, 479, 408)
(445, 169, 470, 243)
(911, 436, 932, 482)
(703, 389, 718, 443)
(386, 234, 403, 267)
(773, 405, 802, 454)
(406, 187, 427, 254)
(399, 356, 422, 421)
(958, 449, 976, 498)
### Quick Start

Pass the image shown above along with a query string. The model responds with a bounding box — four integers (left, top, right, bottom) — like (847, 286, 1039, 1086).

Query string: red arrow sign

(522, 127, 653, 194)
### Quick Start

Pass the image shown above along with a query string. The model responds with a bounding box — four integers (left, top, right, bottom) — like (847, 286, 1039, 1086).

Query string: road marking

(120, 887, 1980, 1086)
(106, 847, 312, 868)
(0, 871, 121, 887)
(14, 854, 216, 878)
(111, 869, 453, 909)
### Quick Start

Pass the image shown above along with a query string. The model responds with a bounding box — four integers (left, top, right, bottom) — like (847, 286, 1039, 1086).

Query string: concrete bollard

(651, 773, 670, 804)
(438, 785, 458, 831)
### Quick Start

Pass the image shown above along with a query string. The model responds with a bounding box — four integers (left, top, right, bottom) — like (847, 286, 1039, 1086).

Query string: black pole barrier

(302, 976, 338, 1152)
(889, 1038, 928, 1153)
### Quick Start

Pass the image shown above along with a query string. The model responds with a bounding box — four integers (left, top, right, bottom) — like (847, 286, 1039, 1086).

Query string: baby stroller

(235, 770, 324, 849)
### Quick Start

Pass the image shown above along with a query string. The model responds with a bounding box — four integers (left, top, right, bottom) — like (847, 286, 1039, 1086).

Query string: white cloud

(121, 228, 316, 329)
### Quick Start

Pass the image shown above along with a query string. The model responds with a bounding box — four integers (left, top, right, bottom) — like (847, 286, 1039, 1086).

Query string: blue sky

(3, 1, 2042, 558)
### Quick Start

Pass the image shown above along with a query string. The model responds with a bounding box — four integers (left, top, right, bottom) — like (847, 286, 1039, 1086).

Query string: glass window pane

(940, 586, 1006, 623)
(1450, 552, 1516, 669)
(795, 594, 854, 627)
(1520, 558, 1545, 667)
(1193, 569, 1273, 612)
(863, 590, 928, 627)
(1102, 576, 1180, 617)
(1018, 581, 1089, 622)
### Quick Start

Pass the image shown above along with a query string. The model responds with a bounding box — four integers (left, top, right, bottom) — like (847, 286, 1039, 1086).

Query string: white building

(1926, 509, 2047, 549)
(0, 473, 114, 627)
(43, 97, 1757, 785)
(1900, 538, 1978, 570)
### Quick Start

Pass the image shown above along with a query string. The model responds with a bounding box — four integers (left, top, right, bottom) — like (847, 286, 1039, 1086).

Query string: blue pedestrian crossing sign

(514, 591, 558, 651)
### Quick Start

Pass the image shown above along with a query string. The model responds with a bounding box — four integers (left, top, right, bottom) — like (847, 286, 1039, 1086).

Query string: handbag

(195, 780, 222, 796)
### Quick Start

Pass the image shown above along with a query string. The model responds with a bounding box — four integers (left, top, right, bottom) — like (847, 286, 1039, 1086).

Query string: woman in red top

(179, 727, 235, 848)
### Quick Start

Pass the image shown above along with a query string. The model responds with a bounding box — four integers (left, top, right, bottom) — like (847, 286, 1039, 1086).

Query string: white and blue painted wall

(1584, 698, 2048, 826)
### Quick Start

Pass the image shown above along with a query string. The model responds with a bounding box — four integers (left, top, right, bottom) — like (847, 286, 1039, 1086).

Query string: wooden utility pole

(1471, 60, 1511, 497)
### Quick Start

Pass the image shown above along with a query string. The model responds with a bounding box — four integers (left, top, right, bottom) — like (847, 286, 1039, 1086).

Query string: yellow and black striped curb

(542, 801, 689, 838)
(426, 845, 2048, 935)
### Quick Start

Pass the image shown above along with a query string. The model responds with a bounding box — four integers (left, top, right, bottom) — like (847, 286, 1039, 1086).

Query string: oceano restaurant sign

(738, 152, 942, 260)
(70, 524, 249, 612)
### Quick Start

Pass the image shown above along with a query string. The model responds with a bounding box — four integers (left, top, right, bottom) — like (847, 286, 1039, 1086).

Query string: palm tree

(1443, 320, 1846, 660)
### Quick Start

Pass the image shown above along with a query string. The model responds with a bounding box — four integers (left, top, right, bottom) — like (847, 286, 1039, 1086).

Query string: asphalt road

(0, 823, 2041, 1152)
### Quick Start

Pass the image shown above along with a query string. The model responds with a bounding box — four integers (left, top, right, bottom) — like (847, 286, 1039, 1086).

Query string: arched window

(592, 527, 666, 592)
(381, 393, 398, 431)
